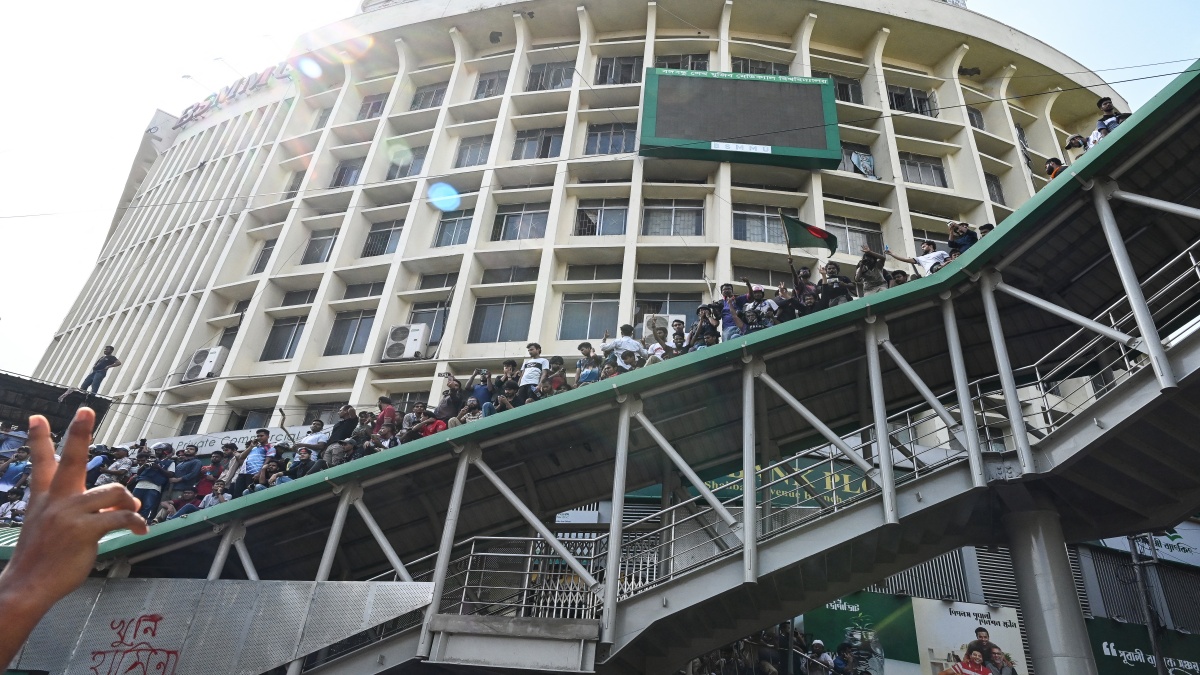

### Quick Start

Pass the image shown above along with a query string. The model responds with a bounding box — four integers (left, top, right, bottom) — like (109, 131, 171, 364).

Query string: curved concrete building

(35, 0, 1126, 444)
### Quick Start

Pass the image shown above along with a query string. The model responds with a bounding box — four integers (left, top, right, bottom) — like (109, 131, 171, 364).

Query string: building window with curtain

(260, 316, 307, 361)
(410, 82, 447, 110)
(732, 204, 797, 244)
(559, 293, 620, 339)
(467, 295, 534, 343)
(585, 123, 637, 155)
(455, 135, 492, 167)
(575, 198, 628, 236)
(324, 309, 376, 356)
(642, 199, 704, 236)
(839, 142, 874, 175)
(512, 127, 564, 160)
(409, 301, 449, 344)
(301, 229, 338, 264)
(526, 61, 573, 91)
(595, 56, 643, 85)
(475, 70, 508, 99)
(492, 203, 550, 241)
(362, 220, 404, 257)
(433, 210, 473, 247)
(824, 216, 883, 254)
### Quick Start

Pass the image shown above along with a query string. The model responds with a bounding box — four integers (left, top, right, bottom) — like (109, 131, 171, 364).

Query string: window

(731, 57, 788, 75)
(301, 229, 338, 264)
(284, 172, 305, 199)
(475, 70, 509, 99)
(304, 404, 346, 427)
(654, 53, 708, 71)
(313, 107, 333, 130)
(634, 292, 701, 337)
(899, 152, 948, 188)
(179, 414, 203, 436)
(526, 61, 574, 91)
(595, 56, 643, 85)
(324, 309, 376, 356)
(434, 209, 473, 247)
(481, 266, 539, 284)
(281, 289, 317, 306)
(217, 325, 239, 350)
(362, 220, 404, 257)
(512, 127, 564, 160)
(839, 142, 874, 175)
(344, 281, 386, 299)
(566, 264, 622, 281)
(887, 85, 938, 117)
(386, 146, 427, 180)
(250, 238, 276, 274)
(585, 123, 637, 155)
(467, 295, 534, 343)
(642, 199, 704, 236)
(985, 173, 1006, 206)
(812, 71, 864, 105)
(385, 392, 427, 416)
(492, 202, 549, 241)
(559, 293, 620, 339)
(358, 93, 388, 120)
(576, 199, 628, 236)
(911, 229, 952, 254)
(732, 204, 798, 244)
(733, 266, 793, 288)
(330, 158, 364, 188)
(823, 215, 883, 255)
(260, 316, 306, 360)
(967, 106, 985, 131)
(637, 263, 703, 279)
(410, 301, 449, 344)
(419, 272, 459, 289)
(232, 299, 252, 315)
(455, 134, 492, 167)
(241, 409, 274, 431)
(410, 83, 447, 110)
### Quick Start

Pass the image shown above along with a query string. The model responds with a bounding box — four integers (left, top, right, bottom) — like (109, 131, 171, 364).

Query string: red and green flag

(779, 211, 838, 257)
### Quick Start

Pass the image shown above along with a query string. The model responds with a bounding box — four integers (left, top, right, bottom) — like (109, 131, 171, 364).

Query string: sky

(0, 0, 1197, 378)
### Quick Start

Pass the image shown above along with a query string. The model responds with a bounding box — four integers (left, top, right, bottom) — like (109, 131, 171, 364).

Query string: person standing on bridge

(79, 346, 122, 395)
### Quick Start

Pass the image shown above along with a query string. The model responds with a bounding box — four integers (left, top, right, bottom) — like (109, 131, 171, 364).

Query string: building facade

(35, 0, 1125, 444)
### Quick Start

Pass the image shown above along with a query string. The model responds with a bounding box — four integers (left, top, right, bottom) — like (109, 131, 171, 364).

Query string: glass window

(732, 204, 798, 244)
(733, 266, 793, 288)
(911, 229, 952, 254)
(839, 142, 873, 175)
(386, 146, 427, 180)
(324, 309, 376, 356)
(824, 215, 883, 255)
(898, 152, 948, 188)
(512, 127, 564, 160)
(481, 266, 540, 284)
(636, 263, 703, 279)
(250, 238, 276, 275)
(595, 56, 643, 85)
(434, 209, 474, 247)
(330, 158, 364, 188)
(242, 409, 273, 430)
(285, 171, 305, 199)
(303, 404, 346, 427)
(260, 316, 306, 361)
(313, 107, 333, 130)
(475, 70, 509, 99)
(633, 292, 702, 337)
(526, 61, 574, 91)
(967, 106, 986, 131)
(566, 264, 622, 281)
(576, 198, 628, 236)
(301, 229, 338, 265)
(812, 71, 864, 105)
(410, 82, 447, 110)
(419, 272, 459, 289)
(642, 199, 704, 236)
(985, 172, 1006, 206)
(233, 299, 252, 314)
(280, 289, 317, 306)
(731, 57, 788, 75)
(410, 301, 449, 345)
(467, 295, 534, 343)
(217, 325, 239, 350)
(358, 94, 388, 120)
(559, 293, 620, 339)
(344, 281, 386, 299)
(585, 123, 637, 155)
(654, 54, 708, 71)
(887, 85, 938, 117)
(179, 414, 203, 436)
(456, 134, 492, 167)
(362, 220, 404, 257)
(492, 202, 550, 241)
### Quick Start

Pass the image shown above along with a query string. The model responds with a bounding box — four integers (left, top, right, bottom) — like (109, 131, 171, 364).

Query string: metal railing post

(353, 499, 414, 582)
(942, 293, 986, 488)
(417, 449, 472, 659)
(742, 359, 758, 584)
(601, 399, 634, 643)
(634, 412, 741, 531)
(864, 318, 899, 525)
(979, 271, 1037, 473)
(233, 539, 259, 581)
(207, 521, 243, 580)
(1093, 181, 1177, 390)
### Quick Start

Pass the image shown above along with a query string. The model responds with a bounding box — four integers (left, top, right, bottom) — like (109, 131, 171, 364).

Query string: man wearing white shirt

(516, 343, 550, 406)
(293, 419, 330, 458)
(887, 240, 949, 276)
(601, 324, 646, 367)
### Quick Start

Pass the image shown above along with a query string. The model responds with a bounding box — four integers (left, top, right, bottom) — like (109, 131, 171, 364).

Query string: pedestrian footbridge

(9, 62, 1200, 675)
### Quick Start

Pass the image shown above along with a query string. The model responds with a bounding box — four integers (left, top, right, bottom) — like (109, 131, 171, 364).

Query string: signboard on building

(1097, 521, 1200, 569)
(120, 426, 309, 457)
(1087, 616, 1200, 675)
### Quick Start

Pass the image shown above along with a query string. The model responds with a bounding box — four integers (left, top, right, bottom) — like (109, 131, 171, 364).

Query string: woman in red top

(373, 396, 397, 434)
(940, 648, 989, 675)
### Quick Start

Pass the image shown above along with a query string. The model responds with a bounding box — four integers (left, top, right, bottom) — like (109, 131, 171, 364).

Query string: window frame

(323, 309, 376, 356)
(526, 61, 574, 92)
(898, 151, 949, 188)
(419, 272, 459, 289)
(653, 53, 709, 71)
(178, 415, 203, 437)
(887, 84, 938, 118)
(566, 264, 623, 281)
(732, 203, 798, 244)
(731, 57, 789, 75)
(386, 146, 427, 180)
(575, 198, 629, 236)
(467, 294, 535, 343)
(284, 171, 305, 200)
(358, 94, 388, 121)
(455, 134, 493, 168)
(300, 229, 339, 265)
(410, 82, 447, 111)
(280, 289, 318, 307)
(512, 127, 565, 160)
(641, 198, 704, 237)
(985, 172, 1007, 206)
(492, 202, 550, 241)
(584, 123, 637, 155)
(636, 263, 704, 280)
(410, 300, 450, 345)
(260, 316, 307, 361)
(433, 210, 474, 247)
(362, 220, 404, 257)
(250, 238, 277, 275)
(344, 281, 386, 299)
(812, 71, 864, 105)
(330, 158, 364, 188)
(823, 215, 884, 255)
(558, 292, 620, 340)
(475, 70, 509, 99)
(595, 55, 644, 85)
(967, 106, 986, 131)
(481, 266, 540, 284)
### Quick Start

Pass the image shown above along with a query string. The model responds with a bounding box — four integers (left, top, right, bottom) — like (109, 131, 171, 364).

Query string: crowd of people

(1046, 96, 1131, 179)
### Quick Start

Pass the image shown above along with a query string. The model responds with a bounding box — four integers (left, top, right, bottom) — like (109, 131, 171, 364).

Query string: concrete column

(1003, 507, 1097, 675)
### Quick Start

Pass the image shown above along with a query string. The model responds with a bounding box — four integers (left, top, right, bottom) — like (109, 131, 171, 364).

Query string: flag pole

(777, 208, 793, 251)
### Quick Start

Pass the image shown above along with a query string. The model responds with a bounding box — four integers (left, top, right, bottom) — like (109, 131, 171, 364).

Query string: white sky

(0, 0, 1196, 378)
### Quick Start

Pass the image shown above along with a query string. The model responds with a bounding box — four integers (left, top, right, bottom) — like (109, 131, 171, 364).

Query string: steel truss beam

(941, 293, 987, 488)
(634, 410, 742, 532)
(863, 318, 900, 525)
(979, 272, 1037, 473)
(989, 272, 1145, 352)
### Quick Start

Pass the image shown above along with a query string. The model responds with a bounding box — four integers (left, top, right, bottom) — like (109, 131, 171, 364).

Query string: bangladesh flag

(780, 211, 838, 256)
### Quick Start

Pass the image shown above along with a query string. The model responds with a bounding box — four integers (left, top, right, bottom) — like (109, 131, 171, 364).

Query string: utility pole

(1128, 534, 1169, 675)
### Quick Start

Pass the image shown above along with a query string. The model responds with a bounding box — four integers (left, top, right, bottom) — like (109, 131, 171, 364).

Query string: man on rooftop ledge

(886, 240, 949, 276)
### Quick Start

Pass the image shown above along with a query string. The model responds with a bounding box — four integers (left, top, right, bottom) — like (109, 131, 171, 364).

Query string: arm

(787, 257, 804, 292)
(861, 244, 885, 262)
(727, 299, 746, 331)
(108, 359, 122, 370)
(885, 249, 917, 265)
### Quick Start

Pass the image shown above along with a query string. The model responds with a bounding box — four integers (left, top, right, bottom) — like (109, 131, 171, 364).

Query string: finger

(24, 415, 59, 499)
(50, 408, 95, 498)
(76, 483, 141, 514)
(87, 509, 150, 537)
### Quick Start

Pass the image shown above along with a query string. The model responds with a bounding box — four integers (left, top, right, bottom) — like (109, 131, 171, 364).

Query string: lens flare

(297, 57, 323, 79)
(386, 139, 413, 167)
(428, 183, 461, 212)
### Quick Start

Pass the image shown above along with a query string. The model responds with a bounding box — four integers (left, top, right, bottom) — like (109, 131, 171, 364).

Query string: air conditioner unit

(182, 346, 228, 383)
(641, 313, 687, 338)
(382, 323, 431, 362)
